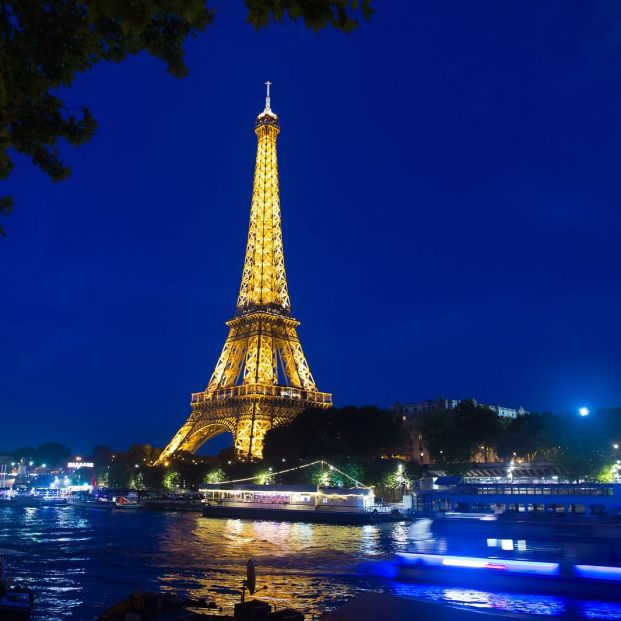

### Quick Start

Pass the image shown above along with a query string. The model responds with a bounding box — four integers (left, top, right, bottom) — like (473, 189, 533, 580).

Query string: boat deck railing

(439, 484, 615, 497)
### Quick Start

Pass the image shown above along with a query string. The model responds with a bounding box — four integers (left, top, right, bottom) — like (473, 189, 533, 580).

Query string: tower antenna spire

(265, 80, 272, 112)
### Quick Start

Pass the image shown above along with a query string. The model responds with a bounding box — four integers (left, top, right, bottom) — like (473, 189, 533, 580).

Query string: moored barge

(199, 484, 403, 524)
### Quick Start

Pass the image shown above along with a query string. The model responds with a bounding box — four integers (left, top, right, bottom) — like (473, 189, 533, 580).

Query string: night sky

(2, 1, 621, 454)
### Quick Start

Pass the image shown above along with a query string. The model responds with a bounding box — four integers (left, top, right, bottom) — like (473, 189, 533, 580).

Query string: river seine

(3, 506, 621, 620)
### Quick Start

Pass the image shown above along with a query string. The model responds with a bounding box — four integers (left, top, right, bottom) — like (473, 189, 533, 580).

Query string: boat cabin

(199, 484, 375, 513)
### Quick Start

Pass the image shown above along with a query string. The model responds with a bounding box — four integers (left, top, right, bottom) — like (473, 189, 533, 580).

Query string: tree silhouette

(0, 0, 372, 235)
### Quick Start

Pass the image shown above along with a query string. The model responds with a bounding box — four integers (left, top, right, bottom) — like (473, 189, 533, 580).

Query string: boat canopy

(198, 483, 372, 496)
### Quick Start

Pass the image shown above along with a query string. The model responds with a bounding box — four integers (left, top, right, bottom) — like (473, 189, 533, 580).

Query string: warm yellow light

(156, 89, 331, 465)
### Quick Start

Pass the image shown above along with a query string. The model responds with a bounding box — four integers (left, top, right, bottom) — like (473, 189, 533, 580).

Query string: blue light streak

(396, 553, 560, 576)
(574, 565, 621, 581)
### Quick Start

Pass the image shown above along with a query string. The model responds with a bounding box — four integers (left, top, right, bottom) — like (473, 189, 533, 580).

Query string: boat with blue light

(394, 516, 621, 599)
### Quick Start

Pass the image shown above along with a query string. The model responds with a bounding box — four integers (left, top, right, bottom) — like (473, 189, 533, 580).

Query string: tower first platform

(157, 85, 331, 462)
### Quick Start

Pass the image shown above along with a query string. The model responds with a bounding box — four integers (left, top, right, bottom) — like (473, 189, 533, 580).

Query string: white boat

(113, 496, 141, 510)
(199, 484, 402, 524)
(68, 496, 114, 510)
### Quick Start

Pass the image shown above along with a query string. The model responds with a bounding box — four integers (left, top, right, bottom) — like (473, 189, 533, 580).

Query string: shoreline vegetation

(3, 404, 621, 493)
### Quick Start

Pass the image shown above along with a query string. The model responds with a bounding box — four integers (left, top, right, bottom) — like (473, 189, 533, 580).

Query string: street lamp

(579, 407, 590, 417)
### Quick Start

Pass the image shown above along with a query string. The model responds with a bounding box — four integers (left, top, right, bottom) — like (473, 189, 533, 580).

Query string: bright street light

(614, 444, 619, 450)
(579, 407, 590, 417)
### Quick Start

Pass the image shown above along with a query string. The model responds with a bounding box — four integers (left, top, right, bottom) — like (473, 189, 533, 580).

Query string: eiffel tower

(157, 84, 332, 463)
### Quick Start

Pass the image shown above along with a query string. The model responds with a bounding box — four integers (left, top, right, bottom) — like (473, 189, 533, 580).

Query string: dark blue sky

(2, 1, 621, 454)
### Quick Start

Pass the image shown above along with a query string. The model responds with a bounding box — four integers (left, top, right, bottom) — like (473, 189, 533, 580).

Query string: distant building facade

(392, 398, 529, 465)
(393, 398, 527, 420)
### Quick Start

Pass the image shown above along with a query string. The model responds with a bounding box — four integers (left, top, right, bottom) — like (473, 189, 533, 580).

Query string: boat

(392, 516, 621, 599)
(40, 496, 67, 507)
(0, 489, 67, 508)
(141, 496, 203, 512)
(113, 496, 141, 510)
(0, 495, 42, 508)
(68, 495, 114, 510)
(200, 484, 404, 524)
(0, 549, 33, 620)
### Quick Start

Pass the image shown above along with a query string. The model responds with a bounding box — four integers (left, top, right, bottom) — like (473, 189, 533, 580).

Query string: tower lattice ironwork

(157, 84, 331, 462)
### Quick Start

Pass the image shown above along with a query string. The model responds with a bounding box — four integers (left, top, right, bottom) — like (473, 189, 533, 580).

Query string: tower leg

(234, 403, 273, 460)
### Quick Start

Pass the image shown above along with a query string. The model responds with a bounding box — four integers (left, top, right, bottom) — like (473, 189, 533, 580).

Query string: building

(393, 398, 529, 465)
(393, 398, 527, 419)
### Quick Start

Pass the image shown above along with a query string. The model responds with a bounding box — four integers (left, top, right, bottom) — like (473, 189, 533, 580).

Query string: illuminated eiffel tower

(157, 84, 332, 462)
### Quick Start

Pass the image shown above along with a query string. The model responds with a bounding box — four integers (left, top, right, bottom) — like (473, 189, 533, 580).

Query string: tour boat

(68, 495, 114, 510)
(392, 517, 621, 598)
(113, 496, 141, 510)
(200, 484, 403, 524)
(39, 496, 67, 507)
(0, 490, 66, 507)
(0, 549, 33, 620)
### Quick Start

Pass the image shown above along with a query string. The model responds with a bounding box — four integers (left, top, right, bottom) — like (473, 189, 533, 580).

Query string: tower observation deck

(157, 84, 332, 462)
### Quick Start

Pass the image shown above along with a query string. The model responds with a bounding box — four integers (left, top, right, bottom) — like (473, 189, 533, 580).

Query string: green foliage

(255, 469, 275, 485)
(204, 468, 225, 484)
(245, 0, 372, 32)
(381, 461, 409, 490)
(311, 469, 332, 486)
(0, 0, 371, 235)
(417, 409, 472, 474)
(162, 469, 181, 491)
(417, 401, 506, 474)
(95, 466, 109, 487)
(597, 463, 617, 484)
(306, 460, 364, 487)
(128, 470, 145, 489)
(497, 412, 557, 461)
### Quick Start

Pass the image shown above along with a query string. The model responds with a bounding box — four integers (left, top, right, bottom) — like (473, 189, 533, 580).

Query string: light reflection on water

(2, 507, 621, 620)
(390, 582, 566, 616)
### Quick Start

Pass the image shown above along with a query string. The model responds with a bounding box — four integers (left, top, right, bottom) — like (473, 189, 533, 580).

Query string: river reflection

(3, 507, 621, 620)
(154, 517, 388, 614)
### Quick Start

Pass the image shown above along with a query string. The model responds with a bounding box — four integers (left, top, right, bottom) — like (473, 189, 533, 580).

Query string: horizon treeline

(3, 404, 621, 488)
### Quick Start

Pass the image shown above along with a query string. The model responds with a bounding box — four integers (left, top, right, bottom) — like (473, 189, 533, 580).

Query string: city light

(68, 461, 94, 469)
(579, 407, 590, 417)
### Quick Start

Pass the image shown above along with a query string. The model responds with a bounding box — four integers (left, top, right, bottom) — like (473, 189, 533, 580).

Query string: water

(2, 506, 621, 620)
